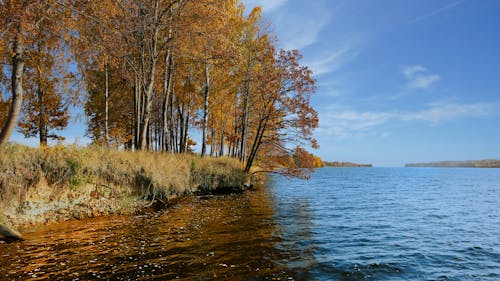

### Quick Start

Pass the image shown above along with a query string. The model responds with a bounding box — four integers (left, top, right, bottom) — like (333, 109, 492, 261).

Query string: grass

(0, 144, 247, 225)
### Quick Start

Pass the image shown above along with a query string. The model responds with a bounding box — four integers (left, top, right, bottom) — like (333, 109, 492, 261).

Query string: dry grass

(0, 144, 247, 216)
(189, 156, 248, 193)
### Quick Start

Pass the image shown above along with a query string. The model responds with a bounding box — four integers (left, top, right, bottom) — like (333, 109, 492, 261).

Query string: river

(1, 167, 499, 280)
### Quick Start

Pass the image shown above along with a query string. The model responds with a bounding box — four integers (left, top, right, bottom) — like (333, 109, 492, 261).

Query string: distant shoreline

(323, 161, 373, 168)
(405, 160, 500, 168)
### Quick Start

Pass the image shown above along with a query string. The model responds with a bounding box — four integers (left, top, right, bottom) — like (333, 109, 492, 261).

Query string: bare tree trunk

(201, 58, 211, 157)
(245, 119, 267, 173)
(38, 88, 47, 146)
(169, 86, 176, 152)
(177, 103, 184, 153)
(183, 108, 190, 153)
(162, 52, 173, 152)
(219, 123, 225, 157)
(139, 74, 155, 150)
(238, 79, 250, 161)
(0, 35, 24, 146)
(245, 98, 276, 173)
(209, 126, 215, 157)
(134, 77, 141, 150)
(104, 63, 109, 146)
(147, 120, 152, 150)
(138, 2, 161, 151)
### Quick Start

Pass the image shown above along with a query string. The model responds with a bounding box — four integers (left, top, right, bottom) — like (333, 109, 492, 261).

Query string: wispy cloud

(306, 45, 360, 76)
(404, 101, 496, 124)
(403, 65, 441, 90)
(318, 101, 500, 138)
(316, 79, 345, 97)
(406, 0, 466, 25)
(317, 105, 393, 139)
(269, 0, 333, 50)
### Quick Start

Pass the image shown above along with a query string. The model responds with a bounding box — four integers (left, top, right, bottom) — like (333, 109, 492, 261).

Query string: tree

(243, 48, 319, 175)
(74, 0, 184, 150)
(0, 1, 27, 145)
(17, 4, 74, 145)
(0, 0, 74, 146)
(84, 66, 134, 147)
(180, 0, 240, 157)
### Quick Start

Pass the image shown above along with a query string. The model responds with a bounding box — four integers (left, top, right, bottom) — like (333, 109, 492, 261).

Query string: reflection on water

(0, 186, 315, 280)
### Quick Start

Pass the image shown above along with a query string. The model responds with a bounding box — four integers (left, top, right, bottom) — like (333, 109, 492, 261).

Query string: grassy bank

(0, 144, 247, 229)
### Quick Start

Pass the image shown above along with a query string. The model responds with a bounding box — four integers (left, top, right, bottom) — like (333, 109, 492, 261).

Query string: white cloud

(317, 106, 392, 139)
(404, 102, 496, 125)
(403, 65, 441, 90)
(403, 65, 427, 77)
(408, 75, 441, 90)
(317, 102, 500, 139)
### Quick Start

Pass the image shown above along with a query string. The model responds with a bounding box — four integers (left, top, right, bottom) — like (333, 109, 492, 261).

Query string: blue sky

(11, 0, 500, 166)
(244, 0, 500, 166)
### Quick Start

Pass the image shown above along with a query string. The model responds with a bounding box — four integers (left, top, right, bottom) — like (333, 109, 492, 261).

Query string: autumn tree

(243, 48, 318, 175)
(219, 6, 270, 162)
(75, 0, 186, 150)
(0, 0, 77, 146)
(17, 4, 75, 145)
(177, 0, 240, 156)
(84, 66, 134, 147)
(70, 0, 127, 147)
(0, 0, 28, 145)
(125, 0, 183, 150)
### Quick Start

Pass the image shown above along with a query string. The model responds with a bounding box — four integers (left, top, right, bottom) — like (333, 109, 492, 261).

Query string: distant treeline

(324, 161, 372, 168)
(405, 160, 500, 168)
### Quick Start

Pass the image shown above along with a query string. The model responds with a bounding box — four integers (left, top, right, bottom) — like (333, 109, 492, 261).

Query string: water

(269, 168, 500, 280)
(1, 167, 499, 280)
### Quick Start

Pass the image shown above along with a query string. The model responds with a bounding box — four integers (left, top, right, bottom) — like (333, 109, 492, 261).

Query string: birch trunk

(0, 35, 24, 146)
(201, 58, 210, 157)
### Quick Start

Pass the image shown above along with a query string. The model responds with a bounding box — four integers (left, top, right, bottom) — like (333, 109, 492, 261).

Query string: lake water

(1, 167, 499, 280)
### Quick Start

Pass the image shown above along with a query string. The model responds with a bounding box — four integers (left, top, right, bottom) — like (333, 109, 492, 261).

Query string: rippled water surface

(1, 167, 499, 280)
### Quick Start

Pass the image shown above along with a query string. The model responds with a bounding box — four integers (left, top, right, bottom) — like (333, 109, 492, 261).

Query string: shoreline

(1, 180, 251, 242)
(0, 144, 250, 242)
(405, 159, 500, 168)
(323, 161, 373, 168)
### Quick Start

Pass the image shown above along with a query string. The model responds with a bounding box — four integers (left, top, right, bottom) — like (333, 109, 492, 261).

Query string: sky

(243, 0, 500, 166)
(10, 0, 500, 166)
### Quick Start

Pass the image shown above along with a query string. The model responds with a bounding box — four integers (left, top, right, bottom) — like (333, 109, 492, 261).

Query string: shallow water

(0, 189, 303, 280)
(1, 167, 499, 280)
